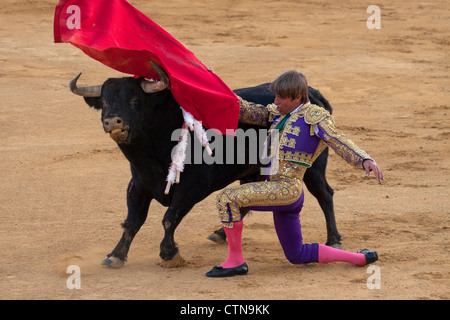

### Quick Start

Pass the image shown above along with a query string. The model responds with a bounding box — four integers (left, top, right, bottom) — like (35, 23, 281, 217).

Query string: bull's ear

(83, 97, 102, 110)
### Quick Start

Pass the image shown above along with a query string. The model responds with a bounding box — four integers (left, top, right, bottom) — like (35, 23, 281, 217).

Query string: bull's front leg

(159, 205, 193, 268)
(102, 179, 151, 268)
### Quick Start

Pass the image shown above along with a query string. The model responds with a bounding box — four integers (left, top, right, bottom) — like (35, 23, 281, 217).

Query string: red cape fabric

(54, 0, 238, 134)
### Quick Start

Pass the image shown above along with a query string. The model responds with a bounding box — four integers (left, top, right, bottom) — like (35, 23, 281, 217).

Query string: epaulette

(304, 104, 332, 125)
(267, 103, 279, 115)
(267, 103, 280, 122)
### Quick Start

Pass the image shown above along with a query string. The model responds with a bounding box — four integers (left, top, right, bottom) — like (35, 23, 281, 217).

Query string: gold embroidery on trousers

(216, 161, 306, 224)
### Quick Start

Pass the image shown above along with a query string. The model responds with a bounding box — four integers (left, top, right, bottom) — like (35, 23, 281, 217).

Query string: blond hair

(269, 70, 309, 104)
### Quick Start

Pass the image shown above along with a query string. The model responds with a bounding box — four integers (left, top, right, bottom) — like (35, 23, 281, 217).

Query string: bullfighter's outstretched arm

(305, 105, 374, 169)
(315, 116, 384, 181)
(238, 97, 278, 127)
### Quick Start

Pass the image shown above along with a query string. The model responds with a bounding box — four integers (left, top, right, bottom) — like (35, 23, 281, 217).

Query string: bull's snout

(103, 116, 124, 132)
(103, 116, 129, 144)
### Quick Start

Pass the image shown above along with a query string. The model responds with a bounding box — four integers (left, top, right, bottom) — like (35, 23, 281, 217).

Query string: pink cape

(54, 0, 239, 134)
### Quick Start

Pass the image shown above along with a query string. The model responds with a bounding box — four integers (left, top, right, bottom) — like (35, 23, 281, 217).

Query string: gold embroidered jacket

(239, 97, 373, 169)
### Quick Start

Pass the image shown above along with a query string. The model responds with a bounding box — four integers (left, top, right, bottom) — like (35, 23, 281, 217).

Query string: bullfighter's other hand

(363, 160, 384, 183)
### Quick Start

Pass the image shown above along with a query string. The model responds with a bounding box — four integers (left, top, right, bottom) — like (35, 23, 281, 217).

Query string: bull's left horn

(69, 72, 102, 97)
(141, 62, 170, 93)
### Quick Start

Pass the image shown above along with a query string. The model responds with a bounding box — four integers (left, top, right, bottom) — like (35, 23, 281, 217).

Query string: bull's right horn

(141, 62, 170, 93)
(69, 72, 102, 97)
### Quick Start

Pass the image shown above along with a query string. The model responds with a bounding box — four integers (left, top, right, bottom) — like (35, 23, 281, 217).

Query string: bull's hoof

(328, 242, 342, 249)
(102, 256, 125, 268)
(325, 242, 342, 249)
(207, 232, 227, 244)
(326, 235, 343, 249)
(160, 251, 186, 268)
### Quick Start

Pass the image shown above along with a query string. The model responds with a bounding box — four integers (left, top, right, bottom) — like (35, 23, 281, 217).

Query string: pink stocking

(220, 221, 245, 268)
(318, 244, 366, 266)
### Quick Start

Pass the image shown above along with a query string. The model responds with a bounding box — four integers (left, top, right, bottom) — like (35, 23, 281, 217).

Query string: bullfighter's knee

(215, 189, 241, 224)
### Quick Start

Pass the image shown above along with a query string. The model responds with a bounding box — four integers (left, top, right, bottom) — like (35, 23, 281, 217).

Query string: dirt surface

(1, 0, 449, 300)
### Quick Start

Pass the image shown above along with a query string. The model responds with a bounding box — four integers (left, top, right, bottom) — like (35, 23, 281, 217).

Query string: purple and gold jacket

(239, 98, 373, 170)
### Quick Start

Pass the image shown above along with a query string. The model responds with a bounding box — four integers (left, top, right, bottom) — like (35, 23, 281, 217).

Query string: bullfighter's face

(273, 94, 302, 115)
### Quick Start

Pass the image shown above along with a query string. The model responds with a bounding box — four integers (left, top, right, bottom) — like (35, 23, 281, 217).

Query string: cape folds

(54, 0, 239, 134)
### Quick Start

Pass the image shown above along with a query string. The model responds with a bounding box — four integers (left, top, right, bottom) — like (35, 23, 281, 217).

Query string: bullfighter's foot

(205, 262, 248, 278)
(360, 249, 378, 265)
(101, 256, 125, 268)
(160, 251, 186, 268)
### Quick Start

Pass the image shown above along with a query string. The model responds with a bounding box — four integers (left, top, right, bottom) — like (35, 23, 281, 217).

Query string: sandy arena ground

(0, 0, 449, 300)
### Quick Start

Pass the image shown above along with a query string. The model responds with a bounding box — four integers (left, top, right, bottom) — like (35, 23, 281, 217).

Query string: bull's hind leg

(207, 208, 251, 244)
(102, 179, 151, 268)
(303, 149, 342, 248)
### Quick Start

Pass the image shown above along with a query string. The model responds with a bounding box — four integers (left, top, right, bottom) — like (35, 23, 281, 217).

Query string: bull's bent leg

(303, 150, 342, 248)
(102, 179, 151, 268)
(159, 205, 193, 268)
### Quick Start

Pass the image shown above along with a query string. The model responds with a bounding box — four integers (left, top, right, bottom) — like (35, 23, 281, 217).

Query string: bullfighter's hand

(363, 160, 384, 183)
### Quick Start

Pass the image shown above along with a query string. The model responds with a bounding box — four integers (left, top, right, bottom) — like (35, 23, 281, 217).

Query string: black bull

(69, 71, 342, 268)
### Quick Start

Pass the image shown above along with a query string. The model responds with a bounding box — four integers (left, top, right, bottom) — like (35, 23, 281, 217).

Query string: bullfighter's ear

(83, 97, 102, 110)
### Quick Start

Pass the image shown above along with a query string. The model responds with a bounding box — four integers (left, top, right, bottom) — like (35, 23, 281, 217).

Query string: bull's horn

(69, 72, 102, 97)
(140, 62, 170, 93)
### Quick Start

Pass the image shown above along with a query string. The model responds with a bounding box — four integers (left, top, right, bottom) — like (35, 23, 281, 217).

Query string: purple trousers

(245, 191, 319, 264)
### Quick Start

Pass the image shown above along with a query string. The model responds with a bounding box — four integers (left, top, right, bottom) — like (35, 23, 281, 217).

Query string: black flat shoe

(360, 249, 378, 265)
(205, 263, 249, 277)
